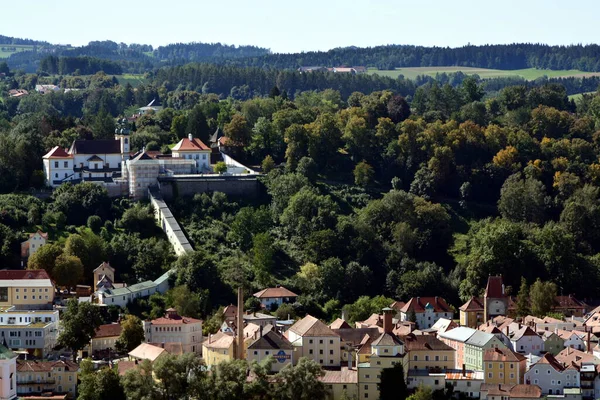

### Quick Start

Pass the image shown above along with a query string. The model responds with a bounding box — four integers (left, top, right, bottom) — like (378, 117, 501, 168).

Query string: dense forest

(2, 50, 600, 326)
(6, 35, 600, 74)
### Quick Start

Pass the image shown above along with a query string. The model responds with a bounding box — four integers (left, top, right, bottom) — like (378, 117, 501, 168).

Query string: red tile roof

(17, 360, 78, 372)
(555, 296, 588, 310)
(151, 310, 202, 325)
(401, 333, 454, 351)
(555, 347, 596, 367)
(0, 270, 50, 280)
(482, 384, 542, 399)
(460, 297, 484, 312)
(253, 286, 298, 299)
(43, 146, 72, 159)
(485, 276, 506, 298)
(29, 231, 48, 240)
(484, 347, 526, 362)
(537, 352, 572, 372)
(399, 297, 452, 313)
(117, 360, 139, 376)
(94, 323, 122, 339)
(390, 301, 406, 311)
(172, 137, 210, 152)
(329, 318, 351, 330)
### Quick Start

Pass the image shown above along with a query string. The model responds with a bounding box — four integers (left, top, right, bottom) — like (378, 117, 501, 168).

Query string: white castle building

(42, 132, 236, 200)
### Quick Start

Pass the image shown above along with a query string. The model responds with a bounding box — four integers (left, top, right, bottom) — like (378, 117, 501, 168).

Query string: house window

(64, 161, 68, 168)
(319, 340, 323, 344)
(0, 288, 7, 302)
(413, 355, 418, 361)
(54, 162, 59, 168)
(55, 173, 58, 178)
(309, 340, 313, 344)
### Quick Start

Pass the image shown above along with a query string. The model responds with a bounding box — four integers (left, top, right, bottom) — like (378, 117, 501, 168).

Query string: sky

(2, 0, 599, 53)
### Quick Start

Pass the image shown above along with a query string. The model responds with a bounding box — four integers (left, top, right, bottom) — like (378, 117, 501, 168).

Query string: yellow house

(320, 367, 358, 400)
(16, 360, 78, 399)
(459, 297, 485, 329)
(93, 262, 115, 291)
(0, 270, 54, 307)
(483, 347, 527, 385)
(81, 323, 122, 358)
(403, 333, 456, 371)
(202, 331, 236, 368)
(358, 308, 405, 400)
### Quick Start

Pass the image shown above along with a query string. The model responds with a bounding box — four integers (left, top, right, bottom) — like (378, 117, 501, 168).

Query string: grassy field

(368, 67, 600, 81)
(568, 91, 596, 101)
(116, 74, 147, 87)
(0, 44, 35, 58)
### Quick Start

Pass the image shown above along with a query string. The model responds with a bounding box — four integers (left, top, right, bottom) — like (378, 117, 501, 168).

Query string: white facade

(400, 307, 454, 329)
(512, 334, 544, 356)
(525, 363, 579, 395)
(21, 232, 47, 258)
(143, 310, 203, 354)
(286, 330, 341, 367)
(95, 270, 173, 307)
(562, 333, 585, 351)
(0, 349, 16, 400)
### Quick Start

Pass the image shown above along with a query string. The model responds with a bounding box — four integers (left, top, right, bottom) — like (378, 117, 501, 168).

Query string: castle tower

(484, 275, 509, 321)
(114, 119, 131, 179)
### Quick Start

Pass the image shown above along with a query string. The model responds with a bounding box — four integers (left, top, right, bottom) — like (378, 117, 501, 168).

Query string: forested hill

(5, 36, 600, 73)
(225, 43, 600, 71)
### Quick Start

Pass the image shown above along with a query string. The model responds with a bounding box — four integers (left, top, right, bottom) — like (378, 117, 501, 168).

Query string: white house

(0, 345, 16, 400)
(398, 297, 454, 329)
(286, 315, 341, 367)
(95, 269, 173, 307)
(143, 308, 203, 354)
(171, 134, 212, 172)
(511, 326, 544, 356)
(253, 286, 298, 310)
(525, 353, 580, 395)
(556, 330, 585, 351)
(20, 231, 48, 258)
(247, 330, 294, 372)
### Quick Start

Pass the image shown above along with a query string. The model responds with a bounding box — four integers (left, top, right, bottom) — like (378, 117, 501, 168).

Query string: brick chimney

(382, 307, 394, 334)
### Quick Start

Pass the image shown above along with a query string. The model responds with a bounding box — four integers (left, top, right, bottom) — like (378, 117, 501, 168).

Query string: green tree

(515, 277, 530, 317)
(119, 204, 158, 238)
(245, 296, 262, 313)
(408, 385, 433, 400)
(262, 155, 275, 173)
(353, 161, 374, 187)
(498, 174, 547, 224)
(530, 279, 557, 317)
(116, 315, 145, 353)
(56, 298, 103, 361)
(154, 353, 203, 400)
(169, 285, 203, 319)
(224, 113, 251, 147)
(26, 243, 62, 274)
(122, 359, 159, 400)
(52, 253, 84, 288)
(274, 357, 327, 400)
(214, 161, 227, 174)
(87, 215, 102, 233)
(380, 363, 407, 400)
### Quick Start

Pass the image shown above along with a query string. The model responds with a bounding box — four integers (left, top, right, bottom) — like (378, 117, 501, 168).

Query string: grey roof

(371, 332, 404, 347)
(70, 139, 121, 154)
(465, 330, 495, 347)
(248, 330, 293, 350)
(154, 269, 174, 286)
(244, 313, 277, 321)
(438, 327, 476, 343)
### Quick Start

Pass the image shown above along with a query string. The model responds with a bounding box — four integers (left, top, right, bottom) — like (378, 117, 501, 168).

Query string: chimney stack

(188, 133, 193, 141)
(462, 364, 466, 377)
(382, 308, 393, 334)
(587, 331, 591, 354)
(236, 287, 245, 360)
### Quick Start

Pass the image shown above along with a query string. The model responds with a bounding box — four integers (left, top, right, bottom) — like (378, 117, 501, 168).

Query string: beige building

(16, 360, 78, 399)
(128, 343, 167, 363)
(286, 315, 341, 367)
(93, 262, 115, 292)
(81, 323, 122, 358)
(247, 330, 294, 372)
(0, 270, 54, 307)
(202, 331, 235, 368)
(358, 308, 405, 400)
(320, 368, 358, 400)
(143, 308, 203, 354)
(402, 333, 455, 371)
(20, 231, 48, 259)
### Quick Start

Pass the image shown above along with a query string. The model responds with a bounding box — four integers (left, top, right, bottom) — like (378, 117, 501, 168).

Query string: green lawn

(0, 44, 35, 58)
(568, 91, 596, 101)
(368, 67, 600, 81)
(116, 74, 147, 87)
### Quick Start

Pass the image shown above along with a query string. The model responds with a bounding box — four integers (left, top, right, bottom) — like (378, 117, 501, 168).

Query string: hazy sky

(2, 0, 599, 53)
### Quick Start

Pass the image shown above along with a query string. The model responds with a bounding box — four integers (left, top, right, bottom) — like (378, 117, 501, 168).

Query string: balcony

(18, 378, 55, 384)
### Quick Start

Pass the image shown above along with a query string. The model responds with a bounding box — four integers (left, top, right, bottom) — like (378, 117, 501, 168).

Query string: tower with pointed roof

(484, 275, 509, 322)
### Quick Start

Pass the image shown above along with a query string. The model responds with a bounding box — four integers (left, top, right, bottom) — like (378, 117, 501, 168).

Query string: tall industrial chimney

(236, 287, 245, 360)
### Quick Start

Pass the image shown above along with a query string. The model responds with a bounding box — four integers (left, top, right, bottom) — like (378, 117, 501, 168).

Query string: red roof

(151, 310, 202, 325)
(43, 146, 72, 159)
(172, 137, 210, 152)
(485, 276, 506, 298)
(29, 231, 49, 240)
(399, 297, 452, 313)
(460, 297, 485, 312)
(555, 295, 588, 310)
(254, 286, 298, 299)
(484, 347, 526, 362)
(0, 270, 50, 280)
(94, 323, 122, 338)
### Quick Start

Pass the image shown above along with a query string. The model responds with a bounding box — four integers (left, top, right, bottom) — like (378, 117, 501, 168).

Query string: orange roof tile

(94, 323, 122, 339)
(172, 137, 210, 152)
(253, 286, 298, 299)
(400, 297, 452, 313)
